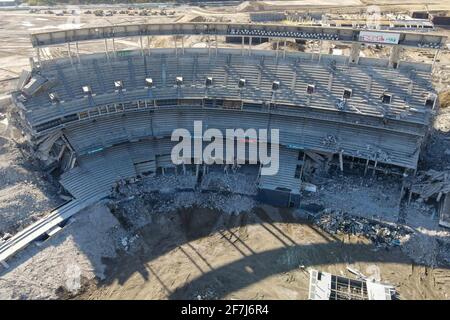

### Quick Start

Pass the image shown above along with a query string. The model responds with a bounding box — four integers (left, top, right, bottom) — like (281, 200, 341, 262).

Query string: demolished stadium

(0, 22, 447, 266)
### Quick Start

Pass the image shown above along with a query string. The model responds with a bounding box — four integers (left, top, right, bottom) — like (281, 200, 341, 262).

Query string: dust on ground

(77, 200, 450, 300)
(0, 95, 63, 237)
(67, 162, 450, 300)
(0, 168, 449, 299)
(0, 202, 126, 299)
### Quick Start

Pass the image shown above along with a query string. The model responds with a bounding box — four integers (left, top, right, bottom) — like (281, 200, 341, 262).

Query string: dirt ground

(78, 204, 449, 300)
(1, 195, 448, 300)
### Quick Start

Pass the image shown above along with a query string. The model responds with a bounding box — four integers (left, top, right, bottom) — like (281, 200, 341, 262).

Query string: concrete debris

(0, 124, 63, 235)
(363, 144, 391, 162)
(195, 288, 218, 300)
(321, 135, 338, 149)
(120, 234, 139, 251)
(108, 173, 258, 230)
(200, 171, 258, 195)
(335, 99, 346, 110)
(0, 232, 12, 245)
(1, 233, 12, 242)
(312, 210, 412, 248)
(409, 169, 450, 199)
(305, 151, 325, 164)
(302, 182, 317, 193)
(346, 266, 367, 280)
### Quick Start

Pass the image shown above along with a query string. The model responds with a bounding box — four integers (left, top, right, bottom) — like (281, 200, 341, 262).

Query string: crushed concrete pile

(312, 211, 412, 248)
(108, 173, 258, 230)
(409, 169, 450, 200)
(111, 189, 256, 220)
(200, 171, 258, 195)
(400, 227, 450, 267)
(112, 174, 197, 197)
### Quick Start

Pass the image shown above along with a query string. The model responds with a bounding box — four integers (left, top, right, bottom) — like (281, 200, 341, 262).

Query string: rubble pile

(114, 190, 256, 217)
(200, 171, 258, 195)
(112, 174, 197, 198)
(0, 232, 12, 245)
(194, 287, 218, 300)
(313, 211, 412, 247)
(321, 135, 338, 149)
(108, 173, 258, 227)
(359, 144, 391, 163)
(409, 169, 450, 200)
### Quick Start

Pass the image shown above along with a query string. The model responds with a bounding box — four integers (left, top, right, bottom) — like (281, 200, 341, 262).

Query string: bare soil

(76, 204, 450, 300)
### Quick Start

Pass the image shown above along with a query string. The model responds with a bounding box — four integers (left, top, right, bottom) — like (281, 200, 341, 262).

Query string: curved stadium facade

(0, 22, 446, 264)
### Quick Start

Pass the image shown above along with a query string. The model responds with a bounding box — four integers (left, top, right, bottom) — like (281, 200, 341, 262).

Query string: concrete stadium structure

(0, 22, 446, 265)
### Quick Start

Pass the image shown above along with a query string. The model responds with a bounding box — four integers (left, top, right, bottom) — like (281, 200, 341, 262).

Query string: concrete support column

(389, 46, 402, 68)
(248, 36, 252, 56)
(139, 36, 144, 56)
(112, 37, 116, 58)
(75, 41, 80, 64)
(215, 34, 218, 55)
(275, 39, 279, 59)
(147, 36, 151, 55)
(283, 39, 287, 58)
(36, 47, 41, 67)
(318, 40, 323, 63)
(432, 49, 440, 72)
(207, 35, 211, 56)
(181, 36, 184, 54)
(174, 36, 177, 56)
(349, 43, 361, 64)
(241, 36, 244, 55)
(67, 43, 73, 65)
(104, 39, 109, 60)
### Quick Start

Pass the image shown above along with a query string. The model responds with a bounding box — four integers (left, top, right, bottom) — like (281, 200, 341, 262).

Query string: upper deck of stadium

(29, 22, 446, 49)
(14, 48, 434, 134)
